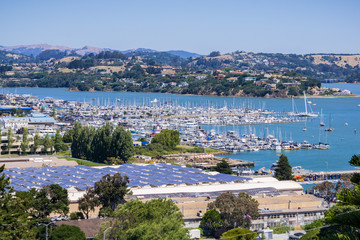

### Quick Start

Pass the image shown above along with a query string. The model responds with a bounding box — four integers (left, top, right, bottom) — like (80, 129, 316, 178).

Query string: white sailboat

(320, 108, 325, 126)
(296, 92, 318, 117)
(325, 113, 334, 132)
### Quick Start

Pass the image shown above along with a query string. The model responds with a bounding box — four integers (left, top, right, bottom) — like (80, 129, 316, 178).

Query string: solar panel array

(4, 163, 251, 192)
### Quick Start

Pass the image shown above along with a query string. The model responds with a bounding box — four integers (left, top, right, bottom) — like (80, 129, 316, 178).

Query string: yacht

(314, 143, 330, 150)
(300, 141, 313, 149)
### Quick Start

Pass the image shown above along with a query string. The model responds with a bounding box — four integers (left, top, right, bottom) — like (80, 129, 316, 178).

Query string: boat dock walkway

(298, 169, 360, 177)
(296, 169, 360, 183)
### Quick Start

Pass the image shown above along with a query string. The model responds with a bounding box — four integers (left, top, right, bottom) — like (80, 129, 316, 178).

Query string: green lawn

(58, 157, 105, 166)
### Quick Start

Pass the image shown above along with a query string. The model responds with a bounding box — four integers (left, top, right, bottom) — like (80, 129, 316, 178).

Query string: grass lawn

(58, 157, 105, 166)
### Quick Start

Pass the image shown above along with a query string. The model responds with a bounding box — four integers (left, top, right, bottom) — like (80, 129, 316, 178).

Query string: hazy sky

(1, 0, 359, 54)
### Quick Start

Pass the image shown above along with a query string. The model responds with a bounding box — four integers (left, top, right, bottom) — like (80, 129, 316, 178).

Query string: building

(0, 117, 29, 129)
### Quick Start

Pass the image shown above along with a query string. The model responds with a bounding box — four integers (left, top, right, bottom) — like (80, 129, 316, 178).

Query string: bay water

(1, 83, 359, 172)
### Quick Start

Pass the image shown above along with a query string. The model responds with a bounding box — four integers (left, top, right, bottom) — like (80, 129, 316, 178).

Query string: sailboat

(325, 114, 334, 132)
(296, 92, 318, 117)
(320, 109, 325, 127)
(288, 96, 297, 116)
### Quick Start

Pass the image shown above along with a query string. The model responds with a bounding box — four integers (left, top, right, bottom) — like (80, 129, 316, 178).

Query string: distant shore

(2, 86, 359, 99)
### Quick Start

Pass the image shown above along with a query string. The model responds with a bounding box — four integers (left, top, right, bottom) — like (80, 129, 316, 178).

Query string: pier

(296, 169, 360, 182)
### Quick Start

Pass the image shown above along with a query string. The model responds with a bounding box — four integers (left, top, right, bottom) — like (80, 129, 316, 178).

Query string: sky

(1, 0, 359, 55)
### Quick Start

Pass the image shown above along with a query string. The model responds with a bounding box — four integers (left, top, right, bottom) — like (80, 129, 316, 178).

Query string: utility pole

(103, 226, 113, 240)
(38, 222, 54, 240)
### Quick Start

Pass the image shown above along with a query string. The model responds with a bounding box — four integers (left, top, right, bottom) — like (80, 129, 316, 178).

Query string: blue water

(1, 85, 360, 172)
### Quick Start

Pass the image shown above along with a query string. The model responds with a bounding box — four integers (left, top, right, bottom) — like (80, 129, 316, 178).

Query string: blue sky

(1, 0, 359, 54)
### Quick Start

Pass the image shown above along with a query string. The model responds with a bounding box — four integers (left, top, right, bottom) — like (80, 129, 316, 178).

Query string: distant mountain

(75, 46, 112, 55)
(121, 48, 158, 54)
(0, 44, 72, 56)
(166, 50, 202, 59)
(0, 44, 202, 59)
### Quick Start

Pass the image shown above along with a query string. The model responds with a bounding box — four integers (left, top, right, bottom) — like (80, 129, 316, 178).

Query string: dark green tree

(20, 127, 29, 154)
(94, 173, 130, 212)
(151, 129, 180, 149)
(6, 127, 13, 154)
(33, 131, 41, 154)
(214, 160, 232, 174)
(274, 154, 292, 180)
(91, 123, 113, 162)
(208, 192, 259, 229)
(49, 224, 86, 240)
(32, 184, 69, 219)
(71, 121, 82, 158)
(0, 165, 37, 239)
(96, 199, 188, 240)
(78, 187, 98, 219)
(220, 228, 257, 240)
(349, 154, 360, 167)
(54, 129, 64, 153)
(209, 51, 221, 57)
(62, 129, 73, 143)
(200, 209, 223, 237)
(78, 125, 95, 160)
(43, 133, 52, 154)
(109, 126, 134, 163)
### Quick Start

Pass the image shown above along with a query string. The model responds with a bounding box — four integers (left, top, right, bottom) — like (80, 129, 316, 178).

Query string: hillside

(0, 50, 30, 63)
(309, 54, 360, 68)
(166, 50, 201, 59)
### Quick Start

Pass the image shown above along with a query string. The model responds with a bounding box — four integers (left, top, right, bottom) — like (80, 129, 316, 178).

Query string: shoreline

(2, 86, 359, 99)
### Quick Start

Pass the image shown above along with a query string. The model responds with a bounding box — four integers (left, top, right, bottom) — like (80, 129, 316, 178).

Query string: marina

(0, 84, 360, 173)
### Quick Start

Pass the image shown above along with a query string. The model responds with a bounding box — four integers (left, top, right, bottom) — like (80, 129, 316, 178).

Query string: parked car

(289, 232, 305, 239)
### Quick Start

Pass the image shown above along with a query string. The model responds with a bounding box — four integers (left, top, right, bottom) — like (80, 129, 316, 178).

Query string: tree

(90, 123, 113, 162)
(94, 173, 130, 212)
(6, 127, 13, 154)
(71, 121, 82, 158)
(208, 192, 259, 229)
(0, 165, 37, 239)
(200, 209, 223, 237)
(302, 154, 360, 239)
(43, 133, 52, 154)
(54, 129, 62, 152)
(109, 126, 134, 163)
(349, 154, 360, 167)
(220, 228, 257, 240)
(96, 199, 189, 240)
(32, 184, 69, 219)
(313, 181, 335, 202)
(209, 51, 221, 57)
(20, 127, 29, 154)
(214, 160, 232, 174)
(151, 129, 180, 149)
(49, 224, 86, 240)
(274, 154, 292, 180)
(33, 131, 41, 154)
(62, 129, 73, 143)
(78, 188, 98, 219)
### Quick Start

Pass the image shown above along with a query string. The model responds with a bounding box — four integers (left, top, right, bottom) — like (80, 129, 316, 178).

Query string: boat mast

(304, 92, 307, 115)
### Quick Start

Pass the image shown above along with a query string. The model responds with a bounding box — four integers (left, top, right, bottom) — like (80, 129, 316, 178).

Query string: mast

(304, 92, 307, 114)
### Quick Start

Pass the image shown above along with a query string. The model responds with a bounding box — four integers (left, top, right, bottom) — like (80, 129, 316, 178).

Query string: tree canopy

(94, 173, 130, 212)
(208, 192, 259, 231)
(151, 129, 180, 149)
(96, 199, 189, 240)
(71, 122, 134, 163)
(200, 209, 223, 237)
(49, 224, 86, 240)
(220, 228, 257, 240)
(274, 154, 292, 180)
(214, 159, 232, 174)
(302, 154, 360, 239)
